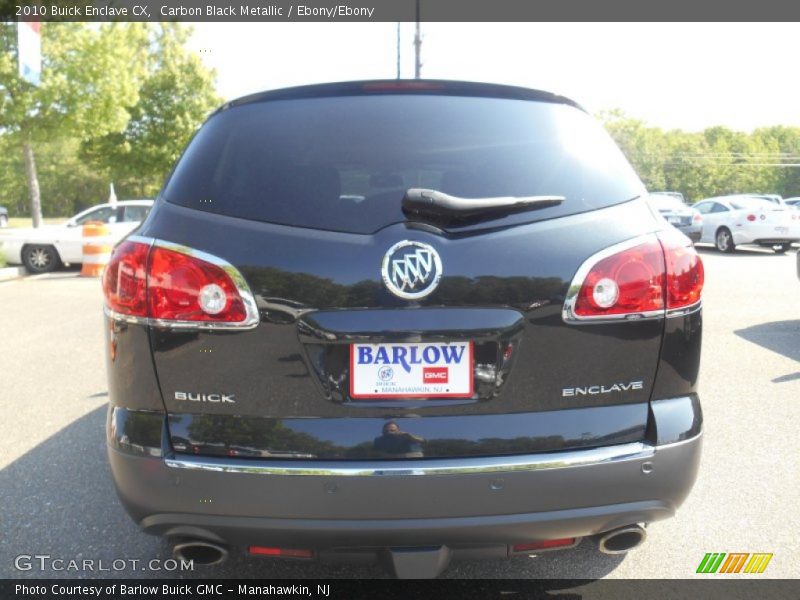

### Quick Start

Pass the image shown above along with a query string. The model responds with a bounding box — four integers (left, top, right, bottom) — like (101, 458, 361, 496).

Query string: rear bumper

(108, 425, 702, 549)
(0, 239, 22, 265)
(676, 224, 702, 242)
(751, 238, 800, 245)
(732, 225, 800, 245)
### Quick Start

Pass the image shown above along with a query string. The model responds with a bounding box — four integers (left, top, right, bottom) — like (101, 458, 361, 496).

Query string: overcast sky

(189, 22, 800, 132)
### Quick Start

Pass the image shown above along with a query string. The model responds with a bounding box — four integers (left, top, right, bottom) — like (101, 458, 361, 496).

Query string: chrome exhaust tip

(172, 540, 229, 566)
(598, 525, 647, 554)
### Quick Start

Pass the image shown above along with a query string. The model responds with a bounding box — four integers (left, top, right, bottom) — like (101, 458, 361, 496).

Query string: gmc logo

(423, 367, 449, 383)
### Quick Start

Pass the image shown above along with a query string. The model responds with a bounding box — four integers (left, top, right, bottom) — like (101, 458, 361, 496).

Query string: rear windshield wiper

(402, 188, 565, 220)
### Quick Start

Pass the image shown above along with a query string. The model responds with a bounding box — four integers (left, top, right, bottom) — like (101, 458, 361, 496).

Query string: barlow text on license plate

(350, 342, 473, 399)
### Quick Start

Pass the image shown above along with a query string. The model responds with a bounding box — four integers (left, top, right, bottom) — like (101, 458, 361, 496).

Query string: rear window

(163, 94, 645, 234)
(730, 198, 773, 210)
(648, 195, 685, 210)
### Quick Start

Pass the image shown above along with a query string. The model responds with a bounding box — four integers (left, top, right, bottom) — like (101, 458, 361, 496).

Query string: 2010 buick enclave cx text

(102, 80, 704, 578)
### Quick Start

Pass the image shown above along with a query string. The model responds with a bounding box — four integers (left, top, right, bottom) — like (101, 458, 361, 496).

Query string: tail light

(102, 237, 259, 329)
(746, 214, 756, 222)
(693, 213, 703, 223)
(659, 230, 704, 310)
(563, 232, 703, 323)
(103, 241, 149, 319)
(569, 238, 665, 319)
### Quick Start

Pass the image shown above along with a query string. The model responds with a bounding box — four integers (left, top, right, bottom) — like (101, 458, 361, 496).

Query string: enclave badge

(381, 240, 443, 300)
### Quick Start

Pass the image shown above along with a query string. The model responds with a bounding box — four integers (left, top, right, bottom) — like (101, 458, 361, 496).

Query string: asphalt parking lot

(0, 246, 798, 580)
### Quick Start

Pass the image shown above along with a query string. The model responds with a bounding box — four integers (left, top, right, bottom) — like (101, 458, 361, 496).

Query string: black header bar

(5, 0, 800, 22)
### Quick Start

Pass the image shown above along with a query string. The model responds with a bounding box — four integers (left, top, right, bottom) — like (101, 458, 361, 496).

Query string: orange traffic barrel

(80, 221, 112, 277)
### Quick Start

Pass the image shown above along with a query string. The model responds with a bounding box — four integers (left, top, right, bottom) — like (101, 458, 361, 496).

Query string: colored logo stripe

(719, 553, 749, 573)
(697, 552, 773, 574)
(697, 553, 726, 573)
(744, 553, 773, 574)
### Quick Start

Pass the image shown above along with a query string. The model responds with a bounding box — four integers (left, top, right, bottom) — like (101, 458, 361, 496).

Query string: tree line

(2, 23, 799, 220)
(0, 22, 220, 222)
(601, 110, 800, 203)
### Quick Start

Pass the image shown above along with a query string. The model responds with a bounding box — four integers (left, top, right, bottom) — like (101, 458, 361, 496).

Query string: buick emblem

(381, 240, 443, 300)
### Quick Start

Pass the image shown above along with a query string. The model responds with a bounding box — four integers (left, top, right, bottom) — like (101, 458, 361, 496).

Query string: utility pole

(414, 0, 422, 78)
(396, 23, 401, 79)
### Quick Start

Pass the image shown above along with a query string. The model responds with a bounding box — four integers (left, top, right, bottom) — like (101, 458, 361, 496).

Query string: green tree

(600, 112, 800, 202)
(662, 131, 715, 202)
(0, 135, 108, 217)
(82, 24, 221, 198)
(752, 126, 800, 198)
(600, 109, 667, 191)
(0, 23, 147, 226)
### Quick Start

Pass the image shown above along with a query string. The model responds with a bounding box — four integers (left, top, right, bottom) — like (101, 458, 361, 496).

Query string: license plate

(668, 217, 682, 224)
(350, 342, 473, 399)
(775, 226, 788, 234)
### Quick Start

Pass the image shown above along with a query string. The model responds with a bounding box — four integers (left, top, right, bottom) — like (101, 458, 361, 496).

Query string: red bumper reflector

(512, 538, 576, 552)
(248, 546, 314, 559)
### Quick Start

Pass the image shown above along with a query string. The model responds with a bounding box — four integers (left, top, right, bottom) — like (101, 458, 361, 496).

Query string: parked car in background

(0, 200, 153, 273)
(102, 80, 705, 577)
(784, 197, 800, 209)
(647, 194, 702, 242)
(693, 195, 800, 253)
(0, 205, 8, 228)
(749, 194, 785, 206)
(650, 191, 686, 204)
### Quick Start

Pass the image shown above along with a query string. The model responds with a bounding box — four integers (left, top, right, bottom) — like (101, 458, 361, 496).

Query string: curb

(0, 266, 26, 282)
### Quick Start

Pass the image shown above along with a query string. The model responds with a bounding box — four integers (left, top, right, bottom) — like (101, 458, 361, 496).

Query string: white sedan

(693, 195, 800, 253)
(0, 200, 153, 273)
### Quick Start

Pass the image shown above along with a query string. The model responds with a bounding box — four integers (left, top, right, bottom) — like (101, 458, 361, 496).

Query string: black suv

(102, 80, 704, 578)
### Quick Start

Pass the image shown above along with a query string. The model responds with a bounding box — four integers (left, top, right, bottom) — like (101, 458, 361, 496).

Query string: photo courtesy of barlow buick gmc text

(1, 3, 799, 597)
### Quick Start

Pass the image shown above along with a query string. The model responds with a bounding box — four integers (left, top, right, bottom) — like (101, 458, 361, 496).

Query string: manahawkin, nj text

(22, 4, 375, 19)
(16, 584, 332, 597)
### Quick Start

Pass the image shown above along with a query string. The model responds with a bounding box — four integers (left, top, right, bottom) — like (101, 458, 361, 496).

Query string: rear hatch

(141, 82, 664, 460)
(732, 197, 796, 234)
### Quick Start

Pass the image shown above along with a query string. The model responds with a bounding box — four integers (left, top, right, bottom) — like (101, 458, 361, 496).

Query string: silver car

(647, 194, 702, 242)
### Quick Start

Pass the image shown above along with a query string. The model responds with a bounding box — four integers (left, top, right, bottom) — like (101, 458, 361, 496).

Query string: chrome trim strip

(652, 431, 702, 451)
(665, 300, 702, 319)
(126, 234, 156, 247)
(562, 234, 665, 324)
(164, 441, 653, 477)
(104, 236, 260, 331)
